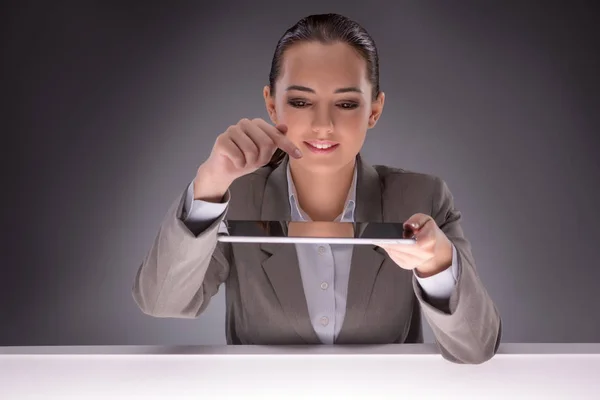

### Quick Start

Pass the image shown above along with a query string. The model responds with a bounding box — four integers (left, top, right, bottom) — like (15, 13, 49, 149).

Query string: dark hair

(265, 13, 381, 168)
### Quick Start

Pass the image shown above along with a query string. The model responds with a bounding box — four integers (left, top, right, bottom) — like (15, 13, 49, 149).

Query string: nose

(311, 106, 334, 134)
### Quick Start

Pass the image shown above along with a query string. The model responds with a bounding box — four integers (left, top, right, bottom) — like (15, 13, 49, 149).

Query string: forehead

(278, 41, 369, 91)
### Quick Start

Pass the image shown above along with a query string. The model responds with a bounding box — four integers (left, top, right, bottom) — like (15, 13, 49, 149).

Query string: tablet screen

(216, 220, 417, 245)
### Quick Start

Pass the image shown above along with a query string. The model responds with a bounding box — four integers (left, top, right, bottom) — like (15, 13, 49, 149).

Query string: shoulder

(372, 164, 455, 218)
(373, 164, 445, 195)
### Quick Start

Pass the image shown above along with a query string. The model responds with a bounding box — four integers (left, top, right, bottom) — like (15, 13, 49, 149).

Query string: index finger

(254, 119, 303, 159)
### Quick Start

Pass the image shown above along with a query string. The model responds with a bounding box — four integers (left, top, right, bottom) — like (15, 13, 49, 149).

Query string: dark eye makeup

(287, 99, 359, 109)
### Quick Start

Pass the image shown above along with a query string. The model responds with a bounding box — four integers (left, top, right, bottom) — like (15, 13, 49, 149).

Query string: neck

(289, 157, 356, 221)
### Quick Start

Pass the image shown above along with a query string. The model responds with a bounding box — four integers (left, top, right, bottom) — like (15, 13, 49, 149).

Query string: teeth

(311, 143, 334, 149)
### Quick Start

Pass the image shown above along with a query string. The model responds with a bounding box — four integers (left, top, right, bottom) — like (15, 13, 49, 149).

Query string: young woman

(132, 13, 501, 364)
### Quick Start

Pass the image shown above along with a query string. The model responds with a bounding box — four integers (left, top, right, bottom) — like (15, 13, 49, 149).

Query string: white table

(1, 344, 599, 399)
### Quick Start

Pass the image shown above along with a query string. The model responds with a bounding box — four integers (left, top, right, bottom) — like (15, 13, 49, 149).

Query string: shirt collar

(286, 162, 357, 222)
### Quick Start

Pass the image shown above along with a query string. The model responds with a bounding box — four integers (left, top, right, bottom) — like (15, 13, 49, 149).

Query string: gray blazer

(132, 154, 501, 364)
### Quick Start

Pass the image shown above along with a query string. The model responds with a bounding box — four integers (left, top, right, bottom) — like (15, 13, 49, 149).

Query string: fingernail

(411, 223, 419, 229)
(294, 148, 303, 158)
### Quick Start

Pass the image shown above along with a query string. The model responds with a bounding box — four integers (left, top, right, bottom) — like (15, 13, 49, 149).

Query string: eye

(338, 102, 359, 110)
(288, 99, 310, 108)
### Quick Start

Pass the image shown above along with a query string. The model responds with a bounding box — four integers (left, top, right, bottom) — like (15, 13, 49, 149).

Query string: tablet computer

(216, 220, 417, 245)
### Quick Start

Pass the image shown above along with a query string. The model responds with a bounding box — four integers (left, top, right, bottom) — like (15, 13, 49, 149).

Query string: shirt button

(320, 316, 329, 326)
(318, 246, 326, 255)
(320, 282, 329, 290)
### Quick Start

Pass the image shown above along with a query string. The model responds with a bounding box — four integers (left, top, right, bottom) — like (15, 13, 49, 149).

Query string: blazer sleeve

(131, 187, 232, 318)
(412, 176, 502, 364)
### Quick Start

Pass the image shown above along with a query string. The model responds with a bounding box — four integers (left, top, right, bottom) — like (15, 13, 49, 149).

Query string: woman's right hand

(193, 118, 302, 202)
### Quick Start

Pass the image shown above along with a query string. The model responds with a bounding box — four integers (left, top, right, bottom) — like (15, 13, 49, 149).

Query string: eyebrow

(285, 85, 363, 94)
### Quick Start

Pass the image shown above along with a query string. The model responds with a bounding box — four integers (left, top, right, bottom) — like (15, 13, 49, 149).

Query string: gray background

(3, 0, 599, 345)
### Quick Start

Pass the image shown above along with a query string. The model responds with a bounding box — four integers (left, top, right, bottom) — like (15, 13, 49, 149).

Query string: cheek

(275, 108, 309, 144)
(277, 108, 306, 125)
(338, 108, 370, 128)
(338, 109, 370, 141)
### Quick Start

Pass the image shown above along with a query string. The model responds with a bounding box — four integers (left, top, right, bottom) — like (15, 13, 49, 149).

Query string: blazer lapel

(259, 157, 321, 344)
(260, 156, 291, 221)
(260, 242, 322, 344)
(337, 154, 388, 343)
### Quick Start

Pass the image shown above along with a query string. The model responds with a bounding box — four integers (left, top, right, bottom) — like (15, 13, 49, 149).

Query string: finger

(253, 119, 303, 159)
(272, 122, 288, 134)
(221, 137, 246, 169)
(242, 120, 278, 164)
(230, 126, 261, 165)
(404, 213, 434, 231)
(412, 225, 436, 247)
(404, 218, 435, 241)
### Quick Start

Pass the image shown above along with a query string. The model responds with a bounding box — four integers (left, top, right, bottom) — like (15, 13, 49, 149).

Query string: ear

(263, 85, 278, 124)
(368, 91, 385, 129)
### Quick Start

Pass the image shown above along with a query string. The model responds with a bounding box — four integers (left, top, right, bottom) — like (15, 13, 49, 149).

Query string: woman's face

(264, 41, 384, 172)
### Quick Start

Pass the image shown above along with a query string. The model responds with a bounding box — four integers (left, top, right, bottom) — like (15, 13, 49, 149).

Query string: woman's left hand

(377, 213, 453, 278)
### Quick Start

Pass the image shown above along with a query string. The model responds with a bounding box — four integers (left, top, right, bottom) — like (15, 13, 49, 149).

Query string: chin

(294, 153, 356, 172)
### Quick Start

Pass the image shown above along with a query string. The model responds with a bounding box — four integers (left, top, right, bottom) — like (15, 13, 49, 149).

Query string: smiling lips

(304, 140, 340, 153)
